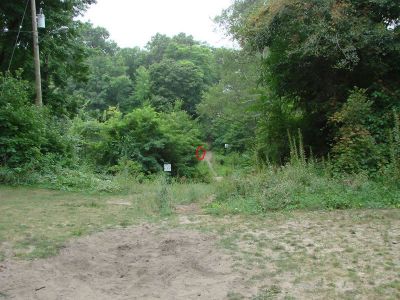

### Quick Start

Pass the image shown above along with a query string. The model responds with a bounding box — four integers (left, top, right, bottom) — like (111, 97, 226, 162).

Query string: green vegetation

(1, 2, 399, 299)
(0, 182, 213, 259)
(0, 0, 399, 246)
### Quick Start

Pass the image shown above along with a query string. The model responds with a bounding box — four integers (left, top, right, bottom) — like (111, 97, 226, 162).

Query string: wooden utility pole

(30, 0, 42, 106)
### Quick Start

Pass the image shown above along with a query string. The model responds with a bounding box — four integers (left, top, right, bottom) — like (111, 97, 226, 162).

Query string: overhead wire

(7, 0, 30, 72)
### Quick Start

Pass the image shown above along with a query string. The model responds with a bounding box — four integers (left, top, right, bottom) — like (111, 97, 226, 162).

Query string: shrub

(71, 106, 204, 178)
(330, 89, 380, 174)
(0, 73, 72, 171)
(0, 73, 46, 167)
(207, 161, 400, 215)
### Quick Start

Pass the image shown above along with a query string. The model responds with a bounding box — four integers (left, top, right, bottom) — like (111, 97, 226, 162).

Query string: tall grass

(206, 131, 400, 215)
(388, 110, 400, 182)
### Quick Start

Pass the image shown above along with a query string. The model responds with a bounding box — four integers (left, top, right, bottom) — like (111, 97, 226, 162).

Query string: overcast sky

(80, 0, 236, 49)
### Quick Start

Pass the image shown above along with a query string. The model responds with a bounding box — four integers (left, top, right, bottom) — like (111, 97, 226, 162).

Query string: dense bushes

(0, 73, 207, 188)
(207, 157, 400, 215)
(330, 89, 381, 174)
(72, 105, 203, 177)
(207, 129, 400, 215)
(0, 73, 72, 169)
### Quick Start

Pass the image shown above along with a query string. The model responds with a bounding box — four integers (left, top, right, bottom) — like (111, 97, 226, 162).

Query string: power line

(8, 0, 30, 72)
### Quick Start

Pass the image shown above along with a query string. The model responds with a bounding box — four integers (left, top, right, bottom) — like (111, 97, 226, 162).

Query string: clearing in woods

(0, 156, 399, 300)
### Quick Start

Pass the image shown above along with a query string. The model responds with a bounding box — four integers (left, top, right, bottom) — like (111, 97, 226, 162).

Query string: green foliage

(255, 93, 304, 164)
(384, 111, 400, 183)
(79, 22, 119, 55)
(207, 132, 399, 215)
(207, 161, 400, 215)
(218, 0, 400, 160)
(73, 106, 203, 178)
(133, 66, 151, 104)
(1, 1, 97, 116)
(149, 59, 205, 115)
(146, 33, 217, 85)
(0, 73, 70, 169)
(197, 49, 259, 151)
(70, 53, 134, 115)
(330, 89, 380, 174)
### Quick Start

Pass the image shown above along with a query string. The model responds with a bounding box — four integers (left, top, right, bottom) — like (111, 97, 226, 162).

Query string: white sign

(225, 144, 230, 149)
(164, 164, 172, 172)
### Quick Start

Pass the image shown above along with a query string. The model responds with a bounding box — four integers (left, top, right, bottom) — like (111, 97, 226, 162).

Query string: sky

(80, 0, 236, 49)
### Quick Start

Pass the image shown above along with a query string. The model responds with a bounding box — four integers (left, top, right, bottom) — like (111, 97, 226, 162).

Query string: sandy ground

(1, 201, 399, 299)
(0, 223, 245, 300)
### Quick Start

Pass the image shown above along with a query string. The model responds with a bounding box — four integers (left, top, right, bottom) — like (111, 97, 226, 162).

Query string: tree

(117, 47, 148, 82)
(133, 66, 151, 104)
(217, 0, 400, 158)
(79, 22, 118, 55)
(197, 48, 260, 151)
(0, 0, 96, 115)
(330, 89, 380, 174)
(70, 53, 133, 115)
(149, 59, 205, 115)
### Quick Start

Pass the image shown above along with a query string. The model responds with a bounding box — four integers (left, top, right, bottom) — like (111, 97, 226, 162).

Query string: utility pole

(30, 0, 42, 106)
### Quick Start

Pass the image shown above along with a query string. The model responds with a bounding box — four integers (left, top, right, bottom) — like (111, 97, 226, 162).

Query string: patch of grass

(227, 292, 245, 300)
(220, 233, 240, 251)
(0, 178, 216, 260)
(0, 185, 161, 260)
(374, 281, 398, 297)
(170, 181, 213, 205)
(206, 160, 400, 215)
(252, 285, 281, 299)
(271, 244, 285, 251)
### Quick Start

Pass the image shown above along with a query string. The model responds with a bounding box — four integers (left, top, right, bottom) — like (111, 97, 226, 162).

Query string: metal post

(30, 0, 42, 106)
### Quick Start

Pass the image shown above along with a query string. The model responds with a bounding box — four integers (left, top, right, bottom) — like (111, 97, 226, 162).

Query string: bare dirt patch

(0, 224, 244, 300)
(0, 208, 399, 299)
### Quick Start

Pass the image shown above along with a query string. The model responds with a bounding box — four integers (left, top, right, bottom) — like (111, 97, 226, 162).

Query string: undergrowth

(206, 131, 400, 215)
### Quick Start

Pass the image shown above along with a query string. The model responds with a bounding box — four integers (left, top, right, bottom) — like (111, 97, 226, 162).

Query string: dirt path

(0, 224, 245, 300)
(204, 151, 223, 182)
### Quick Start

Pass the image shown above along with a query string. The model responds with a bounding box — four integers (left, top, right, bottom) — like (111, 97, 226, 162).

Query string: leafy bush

(72, 105, 204, 178)
(0, 73, 72, 172)
(330, 89, 380, 174)
(380, 110, 400, 185)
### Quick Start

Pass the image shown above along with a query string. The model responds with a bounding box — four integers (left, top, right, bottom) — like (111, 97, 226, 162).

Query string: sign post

(163, 163, 172, 184)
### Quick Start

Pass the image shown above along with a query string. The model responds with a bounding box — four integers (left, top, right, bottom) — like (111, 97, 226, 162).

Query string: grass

(0, 181, 213, 260)
(205, 160, 400, 215)
(0, 180, 399, 299)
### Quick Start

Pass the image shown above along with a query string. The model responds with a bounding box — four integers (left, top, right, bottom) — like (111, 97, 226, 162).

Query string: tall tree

(218, 0, 400, 159)
(0, 0, 96, 115)
(133, 66, 151, 104)
(149, 59, 204, 115)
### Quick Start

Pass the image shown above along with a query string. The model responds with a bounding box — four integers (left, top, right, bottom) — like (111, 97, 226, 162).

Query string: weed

(220, 233, 240, 251)
(252, 285, 281, 299)
(71, 228, 85, 237)
(271, 244, 285, 251)
(157, 176, 172, 216)
(227, 292, 245, 300)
